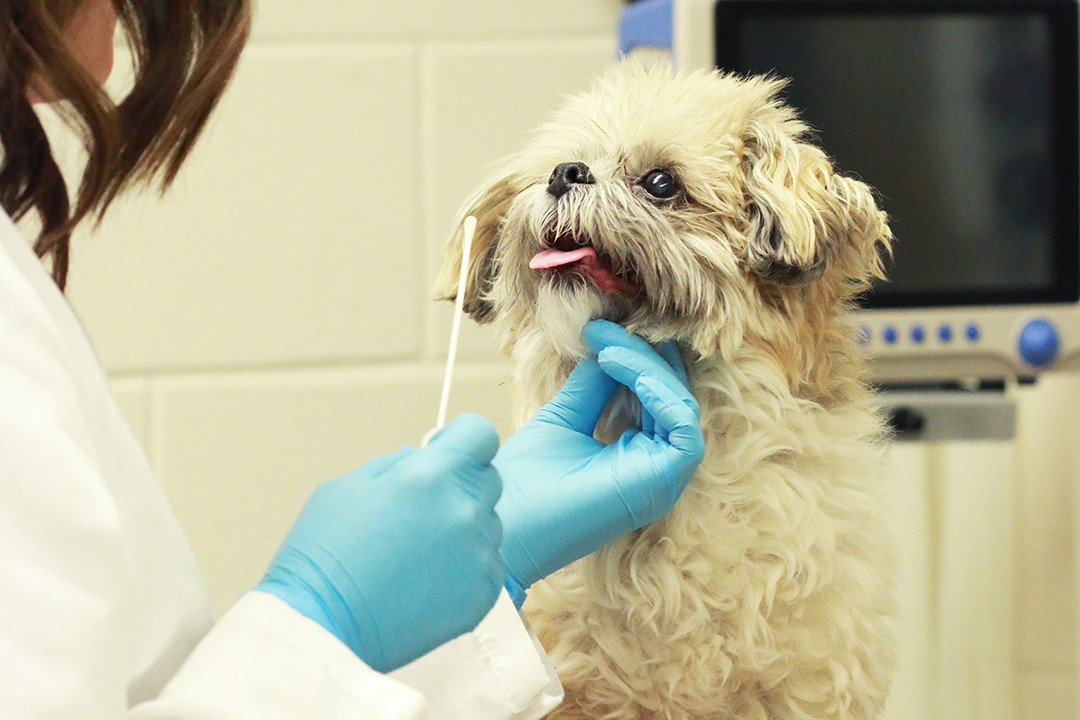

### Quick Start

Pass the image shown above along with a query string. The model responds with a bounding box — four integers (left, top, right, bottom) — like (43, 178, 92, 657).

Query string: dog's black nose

(547, 162, 595, 198)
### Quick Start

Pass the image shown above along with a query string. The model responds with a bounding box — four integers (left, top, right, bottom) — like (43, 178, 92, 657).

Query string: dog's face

(437, 61, 891, 373)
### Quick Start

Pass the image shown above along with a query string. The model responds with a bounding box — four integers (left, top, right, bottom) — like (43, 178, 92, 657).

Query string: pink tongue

(529, 246, 597, 270)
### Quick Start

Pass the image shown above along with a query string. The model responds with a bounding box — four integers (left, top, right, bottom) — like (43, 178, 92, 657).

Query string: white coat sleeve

(131, 592, 430, 720)
(142, 590, 564, 720)
(391, 590, 564, 720)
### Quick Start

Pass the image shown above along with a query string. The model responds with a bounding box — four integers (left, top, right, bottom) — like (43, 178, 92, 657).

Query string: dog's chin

(531, 277, 637, 358)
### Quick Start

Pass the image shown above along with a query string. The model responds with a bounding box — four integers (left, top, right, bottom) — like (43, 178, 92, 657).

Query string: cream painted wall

(39, 2, 1080, 719)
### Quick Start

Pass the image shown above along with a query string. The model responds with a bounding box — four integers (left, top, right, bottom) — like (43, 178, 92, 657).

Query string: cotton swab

(422, 215, 477, 447)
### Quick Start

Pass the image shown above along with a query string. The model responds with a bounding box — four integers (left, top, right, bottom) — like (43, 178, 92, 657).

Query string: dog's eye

(641, 169, 679, 199)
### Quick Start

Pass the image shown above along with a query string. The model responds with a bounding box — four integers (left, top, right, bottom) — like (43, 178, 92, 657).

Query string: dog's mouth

(528, 229, 643, 297)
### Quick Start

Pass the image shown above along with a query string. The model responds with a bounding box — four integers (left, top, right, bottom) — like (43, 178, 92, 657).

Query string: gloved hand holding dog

(494, 320, 705, 607)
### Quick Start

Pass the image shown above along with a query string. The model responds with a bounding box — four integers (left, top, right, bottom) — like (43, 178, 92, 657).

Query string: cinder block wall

(46, 3, 1080, 719)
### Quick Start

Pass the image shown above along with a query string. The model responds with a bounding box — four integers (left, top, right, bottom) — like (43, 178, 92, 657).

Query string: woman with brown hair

(0, 2, 704, 719)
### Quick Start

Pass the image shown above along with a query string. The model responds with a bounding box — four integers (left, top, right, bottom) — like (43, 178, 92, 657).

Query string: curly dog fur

(436, 59, 898, 720)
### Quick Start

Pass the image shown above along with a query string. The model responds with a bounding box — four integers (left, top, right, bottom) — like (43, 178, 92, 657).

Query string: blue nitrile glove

(493, 319, 705, 607)
(255, 414, 505, 673)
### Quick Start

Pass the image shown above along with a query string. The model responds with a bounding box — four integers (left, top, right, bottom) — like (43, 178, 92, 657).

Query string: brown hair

(0, 0, 251, 288)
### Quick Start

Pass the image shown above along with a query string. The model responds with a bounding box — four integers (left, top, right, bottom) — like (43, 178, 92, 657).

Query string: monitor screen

(714, 0, 1079, 308)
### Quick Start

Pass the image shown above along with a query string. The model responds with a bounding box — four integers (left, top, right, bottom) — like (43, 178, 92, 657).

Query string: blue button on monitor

(1018, 318, 1060, 367)
(938, 324, 953, 342)
(910, 325, 925, 344)
(965, 323, 981, 342)
(882, 326, 898, 345)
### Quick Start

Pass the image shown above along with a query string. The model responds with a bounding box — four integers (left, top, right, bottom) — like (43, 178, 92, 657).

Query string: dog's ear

(741, 118, 891, 288)
(434, 172, 524, 323)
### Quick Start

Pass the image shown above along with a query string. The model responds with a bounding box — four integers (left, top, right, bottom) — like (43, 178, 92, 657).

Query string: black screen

(714, 0, 1079, 307)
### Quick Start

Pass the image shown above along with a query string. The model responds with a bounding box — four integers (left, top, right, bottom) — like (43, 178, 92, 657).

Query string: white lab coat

(0, 209, 563, 720)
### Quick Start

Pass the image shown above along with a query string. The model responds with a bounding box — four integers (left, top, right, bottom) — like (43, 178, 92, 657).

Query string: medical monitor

(669, 0, 1080, 384)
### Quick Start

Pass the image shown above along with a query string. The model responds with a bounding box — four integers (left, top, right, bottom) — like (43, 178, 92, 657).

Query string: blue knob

(1018, 318, 1060, 367)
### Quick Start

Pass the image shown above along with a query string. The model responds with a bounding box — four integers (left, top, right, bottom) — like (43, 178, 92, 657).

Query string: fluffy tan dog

(436, 60, 897, 720)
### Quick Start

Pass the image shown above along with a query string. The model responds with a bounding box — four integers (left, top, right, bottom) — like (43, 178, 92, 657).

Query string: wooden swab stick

(422, 215, 476, 446)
